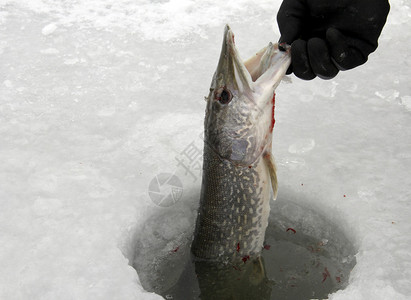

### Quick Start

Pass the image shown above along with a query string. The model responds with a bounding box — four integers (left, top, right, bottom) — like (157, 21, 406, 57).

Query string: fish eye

(215, 87, 232, 104)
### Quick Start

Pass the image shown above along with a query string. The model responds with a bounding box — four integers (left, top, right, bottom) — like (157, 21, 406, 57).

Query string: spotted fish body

(191, 25, 291, 262)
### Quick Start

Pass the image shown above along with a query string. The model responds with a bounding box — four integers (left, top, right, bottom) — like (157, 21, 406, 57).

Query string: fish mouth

(215, 25, 291, 102)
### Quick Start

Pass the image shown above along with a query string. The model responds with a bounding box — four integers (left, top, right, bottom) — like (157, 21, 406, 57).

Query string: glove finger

(277, 0, 307, 45)
(291, 39, 316, 80)
(307, 38, 339, 79)
(326, 27, 368, 70)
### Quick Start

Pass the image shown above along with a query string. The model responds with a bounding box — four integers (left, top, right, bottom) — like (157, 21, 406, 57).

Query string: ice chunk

(288, 139, 316, 154)
(3, 80, 12, 88)
(40, 48, 60, 54)
(400, 95, 411, 111)
(41, 23, 57, 35)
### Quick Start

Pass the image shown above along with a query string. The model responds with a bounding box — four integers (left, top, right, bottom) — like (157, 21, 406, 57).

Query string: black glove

(277, 0, 390, 80)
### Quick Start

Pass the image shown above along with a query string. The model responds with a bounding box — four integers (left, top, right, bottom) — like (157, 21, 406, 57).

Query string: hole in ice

(129, 193, 357, 300)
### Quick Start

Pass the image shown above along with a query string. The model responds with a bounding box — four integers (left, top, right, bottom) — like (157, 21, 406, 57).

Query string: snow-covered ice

(0, 0, 410, 299)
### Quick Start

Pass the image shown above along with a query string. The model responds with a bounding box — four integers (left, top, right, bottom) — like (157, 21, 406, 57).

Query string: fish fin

(249, 256, 266, 285)
(263, 152, 278, 200)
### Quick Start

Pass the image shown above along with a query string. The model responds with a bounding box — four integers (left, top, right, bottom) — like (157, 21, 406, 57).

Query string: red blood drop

(236, 243, 240, 252)
(269, 93, 276, 132)
(286, 228, 296, 234)
(263, 244, 271, 250)
(232, 265, 241, 271)
(242, 255, 250, 263)
(322, 267, 331, 283)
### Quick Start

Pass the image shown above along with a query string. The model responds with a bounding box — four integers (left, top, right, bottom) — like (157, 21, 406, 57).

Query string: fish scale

(191, 143, 269, 260)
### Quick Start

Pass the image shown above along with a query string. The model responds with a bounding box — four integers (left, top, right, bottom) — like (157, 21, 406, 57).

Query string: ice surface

(0, 0, 410, 300)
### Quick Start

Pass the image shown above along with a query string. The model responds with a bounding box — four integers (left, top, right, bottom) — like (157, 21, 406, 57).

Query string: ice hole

(127, 190, 357, 300)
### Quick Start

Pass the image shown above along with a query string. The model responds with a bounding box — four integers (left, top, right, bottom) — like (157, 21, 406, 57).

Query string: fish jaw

(213, 25, 253, 95)
(252, 42, 291, 103)
(205, 26, 291, 167)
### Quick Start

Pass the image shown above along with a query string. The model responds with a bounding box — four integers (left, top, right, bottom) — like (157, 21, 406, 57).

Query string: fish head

(204, 25, 291, 166)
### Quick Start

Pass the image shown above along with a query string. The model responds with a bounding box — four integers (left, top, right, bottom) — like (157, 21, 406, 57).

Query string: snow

(0, 0, 410, 299)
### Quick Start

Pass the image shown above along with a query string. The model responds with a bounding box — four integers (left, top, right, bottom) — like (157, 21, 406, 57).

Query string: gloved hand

(277, 0, 390, 80)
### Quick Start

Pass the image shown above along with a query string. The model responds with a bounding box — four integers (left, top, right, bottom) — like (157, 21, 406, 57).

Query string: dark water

(132, 199, 356, 300)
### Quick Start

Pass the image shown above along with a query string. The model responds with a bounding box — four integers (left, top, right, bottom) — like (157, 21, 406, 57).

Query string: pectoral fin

(263, 152, 278, 200)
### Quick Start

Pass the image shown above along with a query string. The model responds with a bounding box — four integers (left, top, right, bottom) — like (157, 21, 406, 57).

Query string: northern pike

(191, 25, 291, 262)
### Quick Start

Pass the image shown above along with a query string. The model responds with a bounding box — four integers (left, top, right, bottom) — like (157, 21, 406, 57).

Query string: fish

(191, 25, 291, 262)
